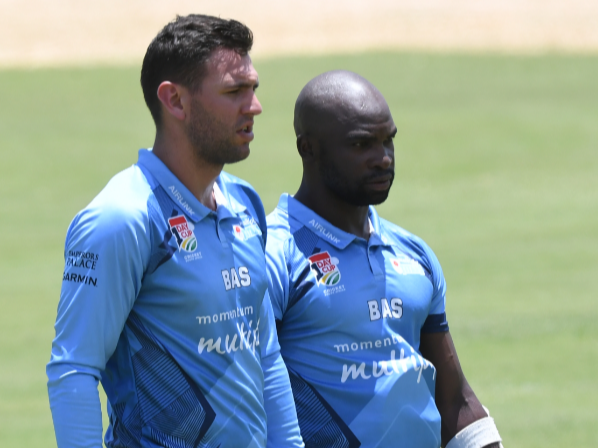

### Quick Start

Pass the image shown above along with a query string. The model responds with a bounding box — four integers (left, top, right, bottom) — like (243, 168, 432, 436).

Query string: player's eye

(353, 139, 372, 148)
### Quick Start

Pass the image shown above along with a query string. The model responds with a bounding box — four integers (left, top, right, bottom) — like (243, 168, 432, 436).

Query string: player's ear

(156, 81, 187, 121)
(297, 134, 316, 163)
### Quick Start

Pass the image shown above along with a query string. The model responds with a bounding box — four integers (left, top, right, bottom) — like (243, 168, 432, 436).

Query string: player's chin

(348, 188, 390, 206)
(369, 192, 390, 205)
(225, 145, 251, 165)
(364, 187, 391, 205)
(363, 178, 393, 204)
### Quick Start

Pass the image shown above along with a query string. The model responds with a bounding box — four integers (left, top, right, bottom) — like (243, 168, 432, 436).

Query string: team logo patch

(168, 215, 197, 252)
(308, 251, 341, 286)
(390, 256, 425, 276)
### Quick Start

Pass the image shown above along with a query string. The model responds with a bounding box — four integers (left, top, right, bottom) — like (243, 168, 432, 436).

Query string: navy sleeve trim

(421, 312, 449, 333)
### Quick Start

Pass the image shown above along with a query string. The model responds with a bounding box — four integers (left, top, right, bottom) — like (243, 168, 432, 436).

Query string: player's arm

(417, 236, 502, 448)
(47, 203, 148, 448)
(420, 331, 501, 448)
(261, 229, 303, 446)
(259, 289, 304, 448)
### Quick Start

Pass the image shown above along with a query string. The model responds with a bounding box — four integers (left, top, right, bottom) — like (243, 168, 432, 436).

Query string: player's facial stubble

(318, 149, 395, 206)
(185, 95, 249, 166)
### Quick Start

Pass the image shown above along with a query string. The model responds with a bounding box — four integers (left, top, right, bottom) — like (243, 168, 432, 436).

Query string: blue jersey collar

(136, 149, 243, 222)
(214, 178, 247, 220)
(276, 194, 372, 249)
(367, 207, 391, 248)
(278, 194, 392, 249)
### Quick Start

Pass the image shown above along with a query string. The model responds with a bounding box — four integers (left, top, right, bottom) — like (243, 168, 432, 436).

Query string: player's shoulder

(219, 171, 265, 215)
(378, 216, 435, 259)
(266, 201, 303, 246)
(69, 164, 154, 239)
(219, 171, 259, 198)
(87, 164, 153, 218)
(266, 202, 288, 230)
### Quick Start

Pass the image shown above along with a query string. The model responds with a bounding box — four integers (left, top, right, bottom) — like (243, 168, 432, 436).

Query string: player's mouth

(366, 172, 394, 191)
(236, 122, 254, 142)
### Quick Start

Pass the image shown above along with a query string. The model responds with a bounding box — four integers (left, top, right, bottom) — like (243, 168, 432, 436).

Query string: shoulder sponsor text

(168, 185, 196, 216)
(62, 272, 97, 287)
(308, 219, 341, 244)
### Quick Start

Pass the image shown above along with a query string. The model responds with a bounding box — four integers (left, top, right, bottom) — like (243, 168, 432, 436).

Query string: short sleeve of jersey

(48, 176, 151, 380)
(265, 225, 290, 322)
(416, 236, 449, 333)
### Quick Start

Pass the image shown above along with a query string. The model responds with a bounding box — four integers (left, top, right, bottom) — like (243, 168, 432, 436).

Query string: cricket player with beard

(47, 15, 303, 448)
(266, 70, 503, 448)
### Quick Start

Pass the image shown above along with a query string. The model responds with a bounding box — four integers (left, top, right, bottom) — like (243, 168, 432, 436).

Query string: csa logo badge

(168, 215, 197, 252)
(308, 251, 341, 286)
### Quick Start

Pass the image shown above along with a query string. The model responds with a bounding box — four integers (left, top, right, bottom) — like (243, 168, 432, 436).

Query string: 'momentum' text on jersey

(266, 194, 449, 448)
(48, 150, 302, 448)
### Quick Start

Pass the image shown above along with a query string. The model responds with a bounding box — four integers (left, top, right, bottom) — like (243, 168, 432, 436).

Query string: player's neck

(294, 183, 371, 240)
(152, 131, 221, 211)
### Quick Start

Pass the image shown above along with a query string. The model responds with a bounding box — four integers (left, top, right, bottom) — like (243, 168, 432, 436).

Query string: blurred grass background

(0, 52, 597, 447)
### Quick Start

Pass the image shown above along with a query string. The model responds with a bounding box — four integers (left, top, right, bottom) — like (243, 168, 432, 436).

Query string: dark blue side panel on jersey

(108, 315, 215, 448)
(109, 400, 142, 447)
(288, 370, 360, 448)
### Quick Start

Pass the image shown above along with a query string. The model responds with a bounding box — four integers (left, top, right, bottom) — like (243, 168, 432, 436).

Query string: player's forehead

(311, 81, 392, 133)
(328, 100, 395, 138)
(203, 48, 258, 87)
(344, 117, 397, 138)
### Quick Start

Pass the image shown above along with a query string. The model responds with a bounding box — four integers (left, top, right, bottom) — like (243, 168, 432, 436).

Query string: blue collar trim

(136, 149, 241, 222)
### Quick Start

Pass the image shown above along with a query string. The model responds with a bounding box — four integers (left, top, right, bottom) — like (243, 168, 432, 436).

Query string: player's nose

(371, 144, 394, 170)
(245, 93, 262, 116)
(380, 151, 393, 169)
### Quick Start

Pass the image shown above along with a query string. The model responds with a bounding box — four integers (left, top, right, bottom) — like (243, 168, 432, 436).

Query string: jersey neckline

(136, 149, 247, 223)
(276, 193, 391, 249)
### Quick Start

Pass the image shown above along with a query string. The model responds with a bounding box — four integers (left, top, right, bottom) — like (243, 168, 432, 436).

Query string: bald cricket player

(265, 70, 503, 448)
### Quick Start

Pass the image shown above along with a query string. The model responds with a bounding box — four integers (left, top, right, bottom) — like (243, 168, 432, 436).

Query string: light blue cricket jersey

(266, 194, 449, 448)
(47, 150, 303, 448)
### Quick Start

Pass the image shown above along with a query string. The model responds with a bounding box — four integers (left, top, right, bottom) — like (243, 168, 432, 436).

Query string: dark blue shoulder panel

(286, 227, 321, 310)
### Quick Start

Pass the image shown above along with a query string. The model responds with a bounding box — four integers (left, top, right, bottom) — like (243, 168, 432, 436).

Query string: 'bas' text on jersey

(266, 193, 449, 448)
(49, 149, 292, 448)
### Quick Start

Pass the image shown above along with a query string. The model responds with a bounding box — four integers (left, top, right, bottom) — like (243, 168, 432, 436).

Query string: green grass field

(1, 52, 597, 447)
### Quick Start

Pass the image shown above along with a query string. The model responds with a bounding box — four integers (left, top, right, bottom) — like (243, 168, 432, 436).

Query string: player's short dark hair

(140, 14, 253, 126)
